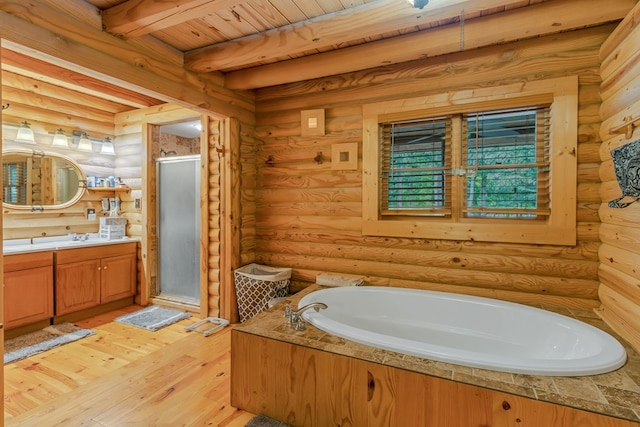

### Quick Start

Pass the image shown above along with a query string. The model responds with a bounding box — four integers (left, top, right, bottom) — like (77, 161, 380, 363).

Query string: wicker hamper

(234, 263, 292, 322)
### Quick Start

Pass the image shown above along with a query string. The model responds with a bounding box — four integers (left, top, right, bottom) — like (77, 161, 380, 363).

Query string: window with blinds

(379, 105, 551, 220)
(2, 161, 28, 205)
(463, 105, 550, 219)
(380, 117, 452, 216)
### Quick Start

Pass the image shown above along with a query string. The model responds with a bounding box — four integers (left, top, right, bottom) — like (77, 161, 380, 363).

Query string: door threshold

(151, 295, 200, 314)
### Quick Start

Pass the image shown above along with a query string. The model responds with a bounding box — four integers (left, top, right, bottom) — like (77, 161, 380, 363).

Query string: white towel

(316, 273, 364, 287)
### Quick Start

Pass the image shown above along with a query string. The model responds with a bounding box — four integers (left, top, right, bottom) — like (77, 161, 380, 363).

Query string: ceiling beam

(185, 0, 518, 73)
(224, 0, 634, 90)
(102, 0, 238, 39)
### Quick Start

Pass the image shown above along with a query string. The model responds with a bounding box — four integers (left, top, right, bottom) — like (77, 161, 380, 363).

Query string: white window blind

(3, 161, 27, 204)
(380, 105, 550, 220)
(380, 117, 452, 216)
(463, 105, 551, 219)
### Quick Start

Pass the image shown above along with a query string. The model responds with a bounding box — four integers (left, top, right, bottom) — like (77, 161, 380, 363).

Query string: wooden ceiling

(0, 0, 636, 138)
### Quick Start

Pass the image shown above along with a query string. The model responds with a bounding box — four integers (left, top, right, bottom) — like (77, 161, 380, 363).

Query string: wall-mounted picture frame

(331, 142, 358, 170)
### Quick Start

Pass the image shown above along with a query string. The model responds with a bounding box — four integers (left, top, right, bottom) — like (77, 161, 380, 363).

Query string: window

(363, 77, 577, 245)
(3, 161, 27, 205)
(381, 117, 451, 215)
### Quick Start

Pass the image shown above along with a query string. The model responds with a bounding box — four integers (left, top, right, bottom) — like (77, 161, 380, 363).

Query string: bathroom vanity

(4, 250, 54, 330)
(3, 238, 138, 333)
(55, 242, 137, 316)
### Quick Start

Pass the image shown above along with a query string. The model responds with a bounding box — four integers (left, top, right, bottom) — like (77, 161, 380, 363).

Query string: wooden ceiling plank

(229, 3, 289, 33)
(224, 0, 634, 89)
(2, 86, 116, 124)
(102, 0, 238, 39)
(261, 0, 307, 24)
(1, 48, 161, 109)
(2, 69, 134, 114)
(184, 0, 528, 72)
(0, 1, 254, 122)
(151, 20, 227, 52)
(199, 8, 260, 41)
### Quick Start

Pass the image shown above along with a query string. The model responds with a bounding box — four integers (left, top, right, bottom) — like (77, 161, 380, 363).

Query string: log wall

(597, 2, 640, 352)
(252, 25, 615, 310)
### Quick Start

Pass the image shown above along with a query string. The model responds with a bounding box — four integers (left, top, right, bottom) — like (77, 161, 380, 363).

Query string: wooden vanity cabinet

(55, 243, 136, 316)
(4, 251, 54, 330)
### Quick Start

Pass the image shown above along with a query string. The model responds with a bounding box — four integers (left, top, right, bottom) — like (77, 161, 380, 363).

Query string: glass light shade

(16, 121, 36, 144)
(52, 129, 69, 147)
(101, 138, 115, 155)
(77, 133, 93, 151)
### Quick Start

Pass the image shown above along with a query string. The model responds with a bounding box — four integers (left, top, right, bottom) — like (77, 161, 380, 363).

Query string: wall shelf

(87, 187, 130, 194)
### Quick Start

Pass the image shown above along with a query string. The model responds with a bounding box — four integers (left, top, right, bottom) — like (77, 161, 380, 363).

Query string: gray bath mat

(4, 323, 95, 364)
(114, 306, 191, 331)
(246, 414, 292, 427)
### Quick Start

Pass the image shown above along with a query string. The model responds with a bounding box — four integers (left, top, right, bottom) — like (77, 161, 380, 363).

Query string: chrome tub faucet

(286, 302, 328, 331)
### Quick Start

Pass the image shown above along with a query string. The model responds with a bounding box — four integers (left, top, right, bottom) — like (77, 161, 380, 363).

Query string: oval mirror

(2, 149, 86, 210)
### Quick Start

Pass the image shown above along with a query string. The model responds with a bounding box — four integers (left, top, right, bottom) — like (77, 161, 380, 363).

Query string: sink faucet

(287, 302, 328, 331)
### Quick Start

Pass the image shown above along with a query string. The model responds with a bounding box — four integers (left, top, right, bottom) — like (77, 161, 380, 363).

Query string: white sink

(3, 235, 134, 255)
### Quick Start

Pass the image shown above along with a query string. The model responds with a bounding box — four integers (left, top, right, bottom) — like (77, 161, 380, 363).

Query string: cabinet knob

(103, 265, 108, 270)
(98, 267, 101, 271)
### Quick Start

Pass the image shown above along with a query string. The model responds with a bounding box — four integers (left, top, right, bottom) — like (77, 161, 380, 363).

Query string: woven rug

(114, 306, 191, 331)
(4, 323, 95, 364)
(246, 414, 292, 427)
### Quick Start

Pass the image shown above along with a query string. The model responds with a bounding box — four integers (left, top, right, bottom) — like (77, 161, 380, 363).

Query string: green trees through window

(381, 106, 550, 219)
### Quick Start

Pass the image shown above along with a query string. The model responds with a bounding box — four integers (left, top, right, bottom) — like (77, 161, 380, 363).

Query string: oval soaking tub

(298, 286, 627, 376)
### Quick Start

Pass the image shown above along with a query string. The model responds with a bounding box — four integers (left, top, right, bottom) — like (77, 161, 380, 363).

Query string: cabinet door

(56, 259, 101, 315)
(101, 253, 136, 303)
(4, 266, 54, 329)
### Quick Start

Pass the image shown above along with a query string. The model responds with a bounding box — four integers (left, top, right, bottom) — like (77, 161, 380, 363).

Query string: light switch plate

(301, 109, 325, 136)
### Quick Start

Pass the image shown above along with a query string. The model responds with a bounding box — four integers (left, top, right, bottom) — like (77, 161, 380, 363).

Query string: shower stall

(155, 155, 201, 305)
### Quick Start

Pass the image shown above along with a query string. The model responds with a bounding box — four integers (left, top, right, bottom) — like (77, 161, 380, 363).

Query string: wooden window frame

(362, 76, 578, 246)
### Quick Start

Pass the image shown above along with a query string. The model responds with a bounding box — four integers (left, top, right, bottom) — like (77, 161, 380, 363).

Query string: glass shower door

(156, 155, 201, 304)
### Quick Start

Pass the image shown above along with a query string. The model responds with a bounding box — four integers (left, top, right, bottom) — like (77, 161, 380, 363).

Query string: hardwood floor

(4, 306, 255, 426)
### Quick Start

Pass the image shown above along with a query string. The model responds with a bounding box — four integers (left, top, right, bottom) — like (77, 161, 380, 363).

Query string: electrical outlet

(87, 208, 96, 220)
(135, 198, 141, 209)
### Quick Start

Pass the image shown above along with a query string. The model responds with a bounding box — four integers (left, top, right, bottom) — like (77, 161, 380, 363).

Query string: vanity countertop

(3, 234, 140, 255)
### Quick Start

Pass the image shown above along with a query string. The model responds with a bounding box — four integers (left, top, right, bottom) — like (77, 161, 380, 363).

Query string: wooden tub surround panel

(231, 287, 640, 427)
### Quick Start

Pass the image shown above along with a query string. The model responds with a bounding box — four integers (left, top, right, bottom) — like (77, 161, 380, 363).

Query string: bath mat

(114, 306, 191, 331)
(4, 323, 95, 364)
(245, 414, 292, 427)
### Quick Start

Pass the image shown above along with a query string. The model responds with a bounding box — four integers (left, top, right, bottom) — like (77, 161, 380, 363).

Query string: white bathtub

(298, 286, 627, 376)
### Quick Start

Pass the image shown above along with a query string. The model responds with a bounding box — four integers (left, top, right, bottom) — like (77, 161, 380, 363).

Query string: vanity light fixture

(16, 121, 36, 144)
(407, 0, 428, 9)
(51, 128, 69, 147)
(77, 132, 93, 151)
(101, 137, 115, 155)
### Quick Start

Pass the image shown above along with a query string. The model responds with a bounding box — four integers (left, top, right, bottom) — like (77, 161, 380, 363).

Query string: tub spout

(289, 302, 328, 329)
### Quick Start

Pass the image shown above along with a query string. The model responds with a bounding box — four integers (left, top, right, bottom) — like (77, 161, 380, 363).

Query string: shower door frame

(140, 112, 210, 318)
(140, 111, 238, 321)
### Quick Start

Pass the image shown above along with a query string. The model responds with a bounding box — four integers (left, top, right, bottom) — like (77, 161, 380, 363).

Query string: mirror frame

(2, 148, 87, 211)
